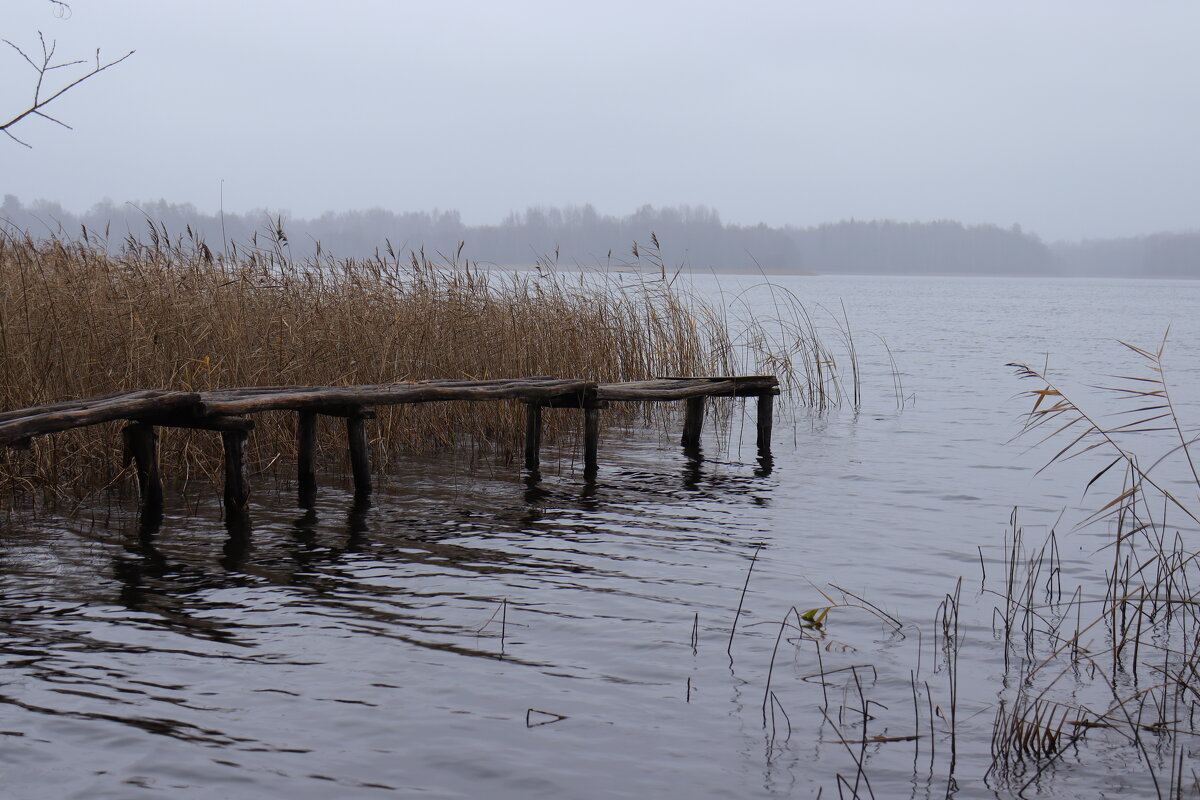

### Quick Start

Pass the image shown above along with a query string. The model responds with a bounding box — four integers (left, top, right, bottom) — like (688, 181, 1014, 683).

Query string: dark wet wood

(346, 408, 372, 498)
(221, 429, 250, 512)
(121, 423, 162, 510)
(0, 389, 164, 423)
(197, 379, 593, 416)
(0, 391, 200, 445)
(524, 403, 542, 471)
(596, 376, 777, 401)
(681, 396, 705, 448)
(583, 404, 600, 468)
(757, 392, 775, 454)
(297, 410, 317, 504)
(129, 413, 253, 432)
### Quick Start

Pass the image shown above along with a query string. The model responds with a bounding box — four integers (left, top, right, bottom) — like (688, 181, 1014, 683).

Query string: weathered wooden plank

(681, 396, 705, 448)
(0, 389, 165, 423)
(129, 413, 253, 432)
(197, 379, 593, 415)
(655, 375, 778, 381)
(0, 392, 201, 445)
(538, 395, 606, 409)
(200, 385, 327, 396)
(205, 379, 545, 396)
(596, 377, 778, 401)
(121, 423, 162, 510)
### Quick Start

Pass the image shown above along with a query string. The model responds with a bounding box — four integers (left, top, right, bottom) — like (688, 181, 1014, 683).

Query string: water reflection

(682, 443, 704, 490)
(221, 510, 252, 571)
(755, 452, 774, 478)
(2, 435, 780, 798)
(346, 497, 370, 552)
(111, 508, 250, 644)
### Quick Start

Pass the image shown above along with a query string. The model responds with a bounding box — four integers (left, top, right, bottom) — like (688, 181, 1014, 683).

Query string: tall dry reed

(985, 337, 1200, 797)
(0, 225, 817, 499)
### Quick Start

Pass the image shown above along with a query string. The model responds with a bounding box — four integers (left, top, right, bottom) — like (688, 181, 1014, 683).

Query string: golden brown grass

(0, 227, 752, 499)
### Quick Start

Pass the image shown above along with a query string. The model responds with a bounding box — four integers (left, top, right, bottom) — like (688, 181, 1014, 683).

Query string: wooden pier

(0, 375, 778, 511)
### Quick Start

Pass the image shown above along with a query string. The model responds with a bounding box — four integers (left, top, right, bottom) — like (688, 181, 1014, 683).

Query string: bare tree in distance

(2, 0, 133, 147)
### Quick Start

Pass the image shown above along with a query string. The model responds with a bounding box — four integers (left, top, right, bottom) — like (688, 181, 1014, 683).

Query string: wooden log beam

(204, 378, 561, 399)
(681, 396, 705, 449)
(0, 389, 165, 423)
(197, 379, 593, 416)
(346, 408, 372, 499)
(596, 377, 778, 401)
(128, 413, 253, 432)
(538, 395, 608, 409)
(121, 423, 162, 511)
(0, 391, 201, 445)
(524, 402, 542, 471)
(221, 429, 250, 513)
(297, 410, 317, 505)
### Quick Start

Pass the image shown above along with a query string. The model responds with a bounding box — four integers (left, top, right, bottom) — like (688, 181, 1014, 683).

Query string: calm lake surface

(2, 275, 1199, 799)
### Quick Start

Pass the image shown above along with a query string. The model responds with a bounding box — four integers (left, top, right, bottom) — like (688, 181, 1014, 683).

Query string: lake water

(2, 275, 1199, 799)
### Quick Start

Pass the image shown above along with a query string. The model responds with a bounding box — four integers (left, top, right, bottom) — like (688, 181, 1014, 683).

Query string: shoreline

(490, 263, 1200, 280)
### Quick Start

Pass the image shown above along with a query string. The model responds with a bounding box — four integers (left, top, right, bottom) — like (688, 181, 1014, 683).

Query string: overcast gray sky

(3, 0, 1198, 241)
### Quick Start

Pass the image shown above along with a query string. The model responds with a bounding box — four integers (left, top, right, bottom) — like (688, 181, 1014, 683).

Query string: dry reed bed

(0, 228, 842, 500)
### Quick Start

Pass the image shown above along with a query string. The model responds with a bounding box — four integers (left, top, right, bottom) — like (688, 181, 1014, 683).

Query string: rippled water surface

(3, 276, 1199, 798)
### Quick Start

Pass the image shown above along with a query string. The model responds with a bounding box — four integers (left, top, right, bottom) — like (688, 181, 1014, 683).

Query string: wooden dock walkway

(0, 375, 778, 511)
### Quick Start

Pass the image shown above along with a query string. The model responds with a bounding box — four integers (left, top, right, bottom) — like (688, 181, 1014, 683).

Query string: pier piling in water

(524, 403, 543, 471)
(346, 407, 373, 499)
(681, 397, 706, 449)
(297, 410, 318, 505)
(221, 429, 250, 512)
(583, 404, 600, 469)
(122, 422, 162, 510)
(756, 392, 774, 457)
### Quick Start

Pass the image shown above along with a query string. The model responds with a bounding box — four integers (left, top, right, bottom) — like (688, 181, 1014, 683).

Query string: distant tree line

(2, 194, 1196, 277)
(1051, 233, 1200, 278)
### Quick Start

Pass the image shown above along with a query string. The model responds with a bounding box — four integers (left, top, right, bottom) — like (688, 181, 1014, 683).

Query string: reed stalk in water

(988, 335, 1200, 796)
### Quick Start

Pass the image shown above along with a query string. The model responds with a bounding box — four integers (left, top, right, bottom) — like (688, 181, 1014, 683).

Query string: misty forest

(4, 194, 1200, 277)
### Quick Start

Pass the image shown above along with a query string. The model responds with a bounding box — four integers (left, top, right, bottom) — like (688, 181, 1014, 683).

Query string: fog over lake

(4, 1, 1200, 242)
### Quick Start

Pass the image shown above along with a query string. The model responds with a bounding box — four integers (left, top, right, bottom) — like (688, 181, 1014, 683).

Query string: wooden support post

(122, 422, 162, 510)
(346, 409, 372, 499)
(524, 402, 542, 471)
(756, 392, 775, 453)
(681, 396, 705, 449)
(221, 429, 250, 512)
(297, 410, 317, 505)
(583, 404, 600, 469)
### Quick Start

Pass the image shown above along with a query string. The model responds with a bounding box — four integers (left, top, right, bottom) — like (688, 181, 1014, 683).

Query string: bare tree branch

(2, 4, 133, 147)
